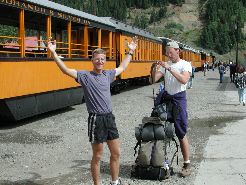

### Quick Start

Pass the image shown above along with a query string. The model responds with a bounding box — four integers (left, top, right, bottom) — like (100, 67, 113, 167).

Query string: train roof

(24, 0, 116, 29)
(104, 17, 162, 43)
(20, 1, 161, 41)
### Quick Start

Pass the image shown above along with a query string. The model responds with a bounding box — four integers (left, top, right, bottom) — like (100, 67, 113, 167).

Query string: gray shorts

(88, 113, 119, 144)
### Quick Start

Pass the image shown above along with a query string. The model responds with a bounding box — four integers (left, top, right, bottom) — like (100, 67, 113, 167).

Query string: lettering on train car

(0, 0, 90, 25)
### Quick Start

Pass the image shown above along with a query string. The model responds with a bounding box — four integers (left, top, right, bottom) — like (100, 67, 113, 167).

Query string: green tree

(168, 0, 184, 6)
(134, 15, 141, 27)
(142, 0, 150, 9)
(140, 15, 149, 29)
(200, 0, 246, 54)
(134, 15, 149, 29)
(149, 9, 157, 23)
(158, 6, 167, 19)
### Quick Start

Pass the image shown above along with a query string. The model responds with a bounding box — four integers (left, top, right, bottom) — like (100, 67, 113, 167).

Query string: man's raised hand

(127, 36, 138, 51)
(47, 38, 56, 53)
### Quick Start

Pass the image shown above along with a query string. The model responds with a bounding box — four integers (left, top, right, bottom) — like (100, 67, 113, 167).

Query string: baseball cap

(166, 41, 179, 49)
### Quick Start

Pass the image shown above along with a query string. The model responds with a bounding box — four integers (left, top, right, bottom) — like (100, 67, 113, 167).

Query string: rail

(0, 36, 115, 59)
(0, 36, 21, 56)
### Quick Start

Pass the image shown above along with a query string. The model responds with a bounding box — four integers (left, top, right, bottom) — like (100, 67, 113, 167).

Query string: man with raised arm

(150, 41, 192, 177)
(48, 37, 138, 185)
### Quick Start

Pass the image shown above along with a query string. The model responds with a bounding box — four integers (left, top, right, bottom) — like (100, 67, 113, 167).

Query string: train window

(22, 10, 48, 58)
(70, 23, 86, 59)
(88, 28, 98, 58)
(0, 25, 19, 57)
(24, 29, 48, 58)
(0, 6, 20, 58)
(101, 30, 109, 58)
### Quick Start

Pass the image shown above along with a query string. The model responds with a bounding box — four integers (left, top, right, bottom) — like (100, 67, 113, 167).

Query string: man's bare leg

(180, 135, 190, 161)
(91, 143, 104, 185)
(107, 139, 120, 181)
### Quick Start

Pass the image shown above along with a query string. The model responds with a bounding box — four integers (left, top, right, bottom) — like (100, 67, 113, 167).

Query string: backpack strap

(170, 137, 179, 166)
(134, 140, 141, 156)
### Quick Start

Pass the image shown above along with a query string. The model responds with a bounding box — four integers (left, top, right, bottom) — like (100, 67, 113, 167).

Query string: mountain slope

(128, 0, 201, 48)
(128, 0, 246, 62)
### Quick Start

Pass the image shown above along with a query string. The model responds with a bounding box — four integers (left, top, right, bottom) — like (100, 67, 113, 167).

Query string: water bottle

(164, 160, 169, 170)
(159, 83, 164, 92)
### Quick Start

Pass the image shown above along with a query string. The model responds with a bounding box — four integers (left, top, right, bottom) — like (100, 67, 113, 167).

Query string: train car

(104, 17, 162, 91)
(181, 44, 203, 70)
(0, 0, 162, 121)
(200, 51, 216, 70)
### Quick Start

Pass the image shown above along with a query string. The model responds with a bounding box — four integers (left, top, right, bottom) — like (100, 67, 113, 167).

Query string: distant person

(223, 62, 227, 74)
(48, 37, 138, 185)
(234, 65, 246, 106)
(150, 41, 192, 177)
(187, 63, 195, 89)
(203, 62, 207, 76)
(212, 62, 215, 71)
(206, 61, 209, 71)
(229, 61, 236, 83)
(218, 62, 226, 83)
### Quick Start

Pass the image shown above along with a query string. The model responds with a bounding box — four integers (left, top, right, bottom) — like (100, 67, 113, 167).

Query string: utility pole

(93, 0, 97, 15)
(235, 2, 241, 66)
(235, 20, 239, 65)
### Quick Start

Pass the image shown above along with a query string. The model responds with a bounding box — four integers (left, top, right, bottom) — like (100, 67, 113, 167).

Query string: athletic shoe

(180, 163, 191, 177)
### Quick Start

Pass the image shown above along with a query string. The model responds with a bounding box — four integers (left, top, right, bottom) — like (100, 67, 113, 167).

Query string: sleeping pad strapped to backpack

(131, 103, 179, 181)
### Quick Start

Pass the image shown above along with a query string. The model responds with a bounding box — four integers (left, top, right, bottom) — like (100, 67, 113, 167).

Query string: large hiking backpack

(131, 115, 179, 181)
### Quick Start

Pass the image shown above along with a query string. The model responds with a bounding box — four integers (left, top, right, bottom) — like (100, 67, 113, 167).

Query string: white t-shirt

(160, 59, 192, 95)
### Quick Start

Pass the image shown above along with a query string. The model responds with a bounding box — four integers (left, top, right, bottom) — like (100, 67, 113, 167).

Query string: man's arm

(150, 63, 163, 84)
(157, 61, 190, 84)
(48, 40, 77, 79)
(115, 36, 138, 76)
(170, 70, 190, 84)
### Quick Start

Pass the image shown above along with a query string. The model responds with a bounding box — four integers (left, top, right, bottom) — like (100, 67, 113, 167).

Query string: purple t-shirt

(76, 70, 116, 114)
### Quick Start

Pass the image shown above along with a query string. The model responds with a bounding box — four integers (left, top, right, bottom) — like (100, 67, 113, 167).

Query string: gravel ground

(1, 70, 246, 185)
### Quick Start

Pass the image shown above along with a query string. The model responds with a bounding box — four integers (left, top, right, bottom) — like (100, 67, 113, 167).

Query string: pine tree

(158, 6, 167, 19)
(140, 15, 149, 29)
(200, 0, 246, 54)
(149, 9, 157, 23)
(134, 15, 141, 27)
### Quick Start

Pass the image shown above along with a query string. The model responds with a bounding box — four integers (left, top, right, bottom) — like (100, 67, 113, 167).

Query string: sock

(111, 179, 119, 185)
(184, 160, 190, 164)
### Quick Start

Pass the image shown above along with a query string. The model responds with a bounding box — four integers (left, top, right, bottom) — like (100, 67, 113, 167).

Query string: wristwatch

(167, 67, 172, 72)
(127, 52, 133, 57)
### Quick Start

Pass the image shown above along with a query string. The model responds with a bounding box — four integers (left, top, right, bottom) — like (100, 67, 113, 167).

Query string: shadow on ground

(0, 107, 75, 130)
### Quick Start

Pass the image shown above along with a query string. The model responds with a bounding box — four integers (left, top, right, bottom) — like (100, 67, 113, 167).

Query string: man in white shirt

(150, 41, 192, 177)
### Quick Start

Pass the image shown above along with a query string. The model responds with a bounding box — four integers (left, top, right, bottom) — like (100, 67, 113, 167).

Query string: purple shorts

(165, 91, 188, 140)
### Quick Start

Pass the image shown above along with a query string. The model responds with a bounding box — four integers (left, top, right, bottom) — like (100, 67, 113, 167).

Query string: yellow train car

(0, 0, 162, 121)
(105, 18, 162, 87)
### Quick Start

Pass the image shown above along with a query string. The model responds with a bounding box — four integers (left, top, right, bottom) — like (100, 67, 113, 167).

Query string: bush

(165, 22, 184, 31)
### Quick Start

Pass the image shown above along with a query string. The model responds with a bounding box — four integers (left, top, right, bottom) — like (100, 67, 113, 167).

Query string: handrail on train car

(56, 42, 69, 45)
(71, 43, 83, 46)
(56, 48, 69, 50)
(0, 35, 20, 39)
(0, 51, 20, 54)
(0, 35, 21, 56)
(0, 43, 21, 47)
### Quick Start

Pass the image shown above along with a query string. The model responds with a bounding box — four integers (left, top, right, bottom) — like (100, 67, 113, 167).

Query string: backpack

(131, 115, 179, 181)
